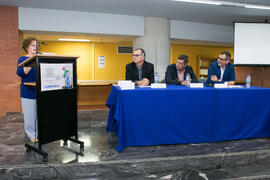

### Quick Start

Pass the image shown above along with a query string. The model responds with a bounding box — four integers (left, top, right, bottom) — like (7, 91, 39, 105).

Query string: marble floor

(1, 110, 270, 179)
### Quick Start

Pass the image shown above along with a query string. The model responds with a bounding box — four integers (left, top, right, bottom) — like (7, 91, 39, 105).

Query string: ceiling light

(172, 0, 221, 6)
(58, 38, 90, 42)
(244, 5, 270, 10)
(172, 0, 270, 10)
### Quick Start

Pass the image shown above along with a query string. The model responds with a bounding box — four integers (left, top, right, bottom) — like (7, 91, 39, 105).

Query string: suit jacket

(125, 61, 154, 83)
(206, 61, 235, 84)
(165, 64, 198, 85)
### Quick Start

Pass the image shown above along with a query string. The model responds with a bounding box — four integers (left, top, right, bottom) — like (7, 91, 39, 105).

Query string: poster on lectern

(40, 63, 73, 91)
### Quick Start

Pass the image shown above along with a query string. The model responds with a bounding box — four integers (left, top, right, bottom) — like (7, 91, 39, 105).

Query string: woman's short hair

(22, 37, 38, 52)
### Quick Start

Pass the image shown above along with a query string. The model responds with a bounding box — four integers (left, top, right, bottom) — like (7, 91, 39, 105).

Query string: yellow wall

(41, 41, 132, 81)
(41, 41, 93, 80)
(94, 42, 132, 80)
(171, 44, 234, 76)
(41, 41, 233, 81)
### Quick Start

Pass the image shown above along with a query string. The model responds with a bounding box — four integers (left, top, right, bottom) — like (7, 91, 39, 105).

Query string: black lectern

(18, 54, 84, 160)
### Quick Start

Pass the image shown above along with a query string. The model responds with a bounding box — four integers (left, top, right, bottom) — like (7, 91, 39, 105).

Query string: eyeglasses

(176, 61, 185, 65)
(132, 54, 141, 57)
(217, 57, 229, 61)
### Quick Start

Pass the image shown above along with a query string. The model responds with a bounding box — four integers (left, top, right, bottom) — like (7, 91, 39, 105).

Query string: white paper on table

(228, 85, 244, 88)
(119, 84, 135, 90)
(151, 83, 166, 88)
(214, 83, 228, 88)
(190, 83, 204, 88)
(117, 80, 132, 86)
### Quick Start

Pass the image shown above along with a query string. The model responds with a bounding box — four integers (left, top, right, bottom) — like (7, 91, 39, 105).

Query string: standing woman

(17, 37, 39, 143)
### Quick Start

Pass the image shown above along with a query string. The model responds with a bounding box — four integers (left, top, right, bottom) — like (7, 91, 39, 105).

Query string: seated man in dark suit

(165, 54, 198, 85)
(205, 51, 235, 85)
(125, 48, 154, 86)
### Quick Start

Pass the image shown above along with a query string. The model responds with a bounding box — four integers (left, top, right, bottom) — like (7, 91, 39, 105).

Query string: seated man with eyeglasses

(125, 48, 154, 86)
(206, 51, 235, 85)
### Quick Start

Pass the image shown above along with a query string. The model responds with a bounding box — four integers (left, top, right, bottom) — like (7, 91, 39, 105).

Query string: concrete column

(134, 17, 170, 80)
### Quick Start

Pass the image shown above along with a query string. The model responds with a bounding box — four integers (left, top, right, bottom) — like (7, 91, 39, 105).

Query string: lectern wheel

(26, 147, 31, 153)
(80, 148, 84, 153)
(42, 156, 48, 163)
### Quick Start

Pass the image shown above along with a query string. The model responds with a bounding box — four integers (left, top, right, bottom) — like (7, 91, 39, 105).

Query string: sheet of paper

(40, 63, 73, 91)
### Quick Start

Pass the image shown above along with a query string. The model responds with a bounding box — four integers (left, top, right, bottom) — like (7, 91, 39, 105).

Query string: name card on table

(190, 83, 204, 88)
(151, 83, 166, 88)
(118, 80, 132, 86)
(214, 83, 228, 88)
(228, 85, 244, 88)
(117, 80, 135, 90)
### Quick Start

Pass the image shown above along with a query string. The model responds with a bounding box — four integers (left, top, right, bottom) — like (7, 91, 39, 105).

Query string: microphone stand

(36, 41, 40, 55)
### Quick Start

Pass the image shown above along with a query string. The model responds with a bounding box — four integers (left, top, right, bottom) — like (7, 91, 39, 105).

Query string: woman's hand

(23, 67, 32, 75)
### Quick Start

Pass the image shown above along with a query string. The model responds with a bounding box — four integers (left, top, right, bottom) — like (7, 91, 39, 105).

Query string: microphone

(40, 42, 48, 46)
(35, 41, 40, 55)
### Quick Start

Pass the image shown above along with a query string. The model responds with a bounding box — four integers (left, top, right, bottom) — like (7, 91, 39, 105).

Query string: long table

(106, 85, 270, 152)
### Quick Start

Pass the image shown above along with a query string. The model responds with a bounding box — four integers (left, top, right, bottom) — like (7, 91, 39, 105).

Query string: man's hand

(181, 80, 186, 86)
(137, 78, 150, 86)
(211, 75, 219, 81)
(227, 81, 235, 85)
(141, 78, 149, 86)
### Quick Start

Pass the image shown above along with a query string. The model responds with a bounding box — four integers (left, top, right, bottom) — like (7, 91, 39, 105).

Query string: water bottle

(154, 72, 159, 83)
(246, 74, 251, 88)
(186, 73, 191, 87)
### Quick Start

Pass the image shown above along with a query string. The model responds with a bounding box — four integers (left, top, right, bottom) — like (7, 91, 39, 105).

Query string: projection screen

(234, 23, 270, 65)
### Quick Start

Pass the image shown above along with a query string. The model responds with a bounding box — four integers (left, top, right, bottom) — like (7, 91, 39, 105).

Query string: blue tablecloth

(106, 85, 270, 152)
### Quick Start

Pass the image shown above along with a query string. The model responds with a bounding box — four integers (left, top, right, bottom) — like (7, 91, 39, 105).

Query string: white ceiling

(1, 0, 270, 46)
(1, 0, 270, 26)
